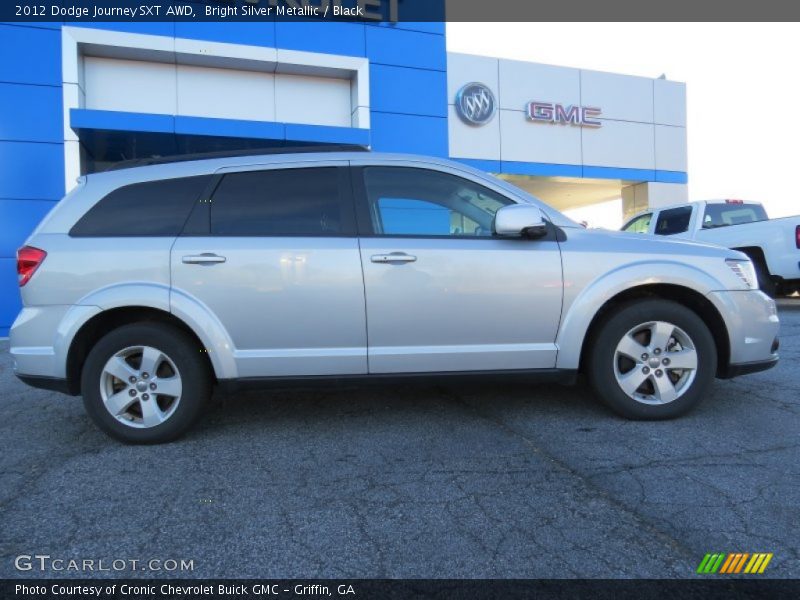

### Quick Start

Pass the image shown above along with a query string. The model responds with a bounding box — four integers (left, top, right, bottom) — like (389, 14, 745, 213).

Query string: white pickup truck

(621, 200, 800, 296)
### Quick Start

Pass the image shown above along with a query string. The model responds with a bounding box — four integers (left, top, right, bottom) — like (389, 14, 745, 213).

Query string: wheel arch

(733, 246, 768, 270)
(732, 246, 777, 296)
(576, 284, 730, 378)
(65, 307, 215, 395)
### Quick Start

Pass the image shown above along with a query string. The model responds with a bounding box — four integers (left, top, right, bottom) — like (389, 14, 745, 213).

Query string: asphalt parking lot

(1, 302, 798, 579)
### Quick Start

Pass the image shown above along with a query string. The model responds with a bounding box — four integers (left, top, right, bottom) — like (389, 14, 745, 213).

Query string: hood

(580, 227, 746, 260)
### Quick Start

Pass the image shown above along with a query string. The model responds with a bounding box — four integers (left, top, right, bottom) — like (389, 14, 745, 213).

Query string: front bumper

(707, 290, 780, 376)
(718, 356, 779, 379)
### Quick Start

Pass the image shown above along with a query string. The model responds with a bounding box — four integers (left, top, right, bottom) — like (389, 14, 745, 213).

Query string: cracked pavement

(1, 303, 798, 579)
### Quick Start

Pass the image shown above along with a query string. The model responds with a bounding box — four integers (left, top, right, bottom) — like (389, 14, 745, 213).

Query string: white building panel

(498, 59, 581, 112)
(447, 52, 687, 178)
(580, 69, 654, 124)
(622, 182, 689, 218)
(582, 120, 655, 170)
(647, 182, 689, 207)
(654, 79, 687, 127)
(655, 124, 688, 172)
(275, 73, 353, 127)
(447, 53, 499, 104)
(499, 109, 582, 165)
(177, 64, 276, 122)
(83, 56, 176, 115)
(448, 105, 501, 160)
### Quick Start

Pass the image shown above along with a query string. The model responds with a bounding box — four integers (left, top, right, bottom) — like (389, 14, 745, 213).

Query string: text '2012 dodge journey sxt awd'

(11, 151, 780, 443)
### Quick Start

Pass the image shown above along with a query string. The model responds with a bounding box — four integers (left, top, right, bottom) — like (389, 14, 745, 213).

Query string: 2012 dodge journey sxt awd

(10, 151, 780, 443)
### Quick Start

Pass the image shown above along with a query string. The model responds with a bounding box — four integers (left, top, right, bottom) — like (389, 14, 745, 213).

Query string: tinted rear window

(70, 176, 210, 237)
(702, 204, 768, 228)
(209, 168, 350, 236)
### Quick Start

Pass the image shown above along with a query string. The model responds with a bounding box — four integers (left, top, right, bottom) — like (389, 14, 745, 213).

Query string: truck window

(654, 206, 692, 235)
(702, 204, 768, 228)
(622, 213, 652, 233)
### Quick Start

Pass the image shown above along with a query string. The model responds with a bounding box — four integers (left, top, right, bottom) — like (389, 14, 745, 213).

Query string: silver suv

(11, 151, 780, 443)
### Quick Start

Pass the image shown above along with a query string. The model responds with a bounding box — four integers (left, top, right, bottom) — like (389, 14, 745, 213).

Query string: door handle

(182, 253, 226, 265)
(370, 252, 417, 264)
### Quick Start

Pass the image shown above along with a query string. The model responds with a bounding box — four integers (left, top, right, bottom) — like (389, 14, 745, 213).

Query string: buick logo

(455, 82, 496, 126)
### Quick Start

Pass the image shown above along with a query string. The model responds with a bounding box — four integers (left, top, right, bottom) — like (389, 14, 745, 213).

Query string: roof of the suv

(84, 151, 486, 187)
(104, 145, 370, 171)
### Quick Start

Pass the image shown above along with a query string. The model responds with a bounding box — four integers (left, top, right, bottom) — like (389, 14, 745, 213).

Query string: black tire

(586, 299, 717, 420)
(81, 322, 211, 444)
(753, 259, 777, 298)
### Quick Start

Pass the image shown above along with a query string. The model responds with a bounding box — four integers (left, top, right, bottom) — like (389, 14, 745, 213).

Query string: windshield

(702, 203, 768, 228)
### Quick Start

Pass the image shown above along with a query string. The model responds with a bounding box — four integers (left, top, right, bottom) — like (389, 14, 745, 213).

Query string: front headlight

(726, 258, 758, 289)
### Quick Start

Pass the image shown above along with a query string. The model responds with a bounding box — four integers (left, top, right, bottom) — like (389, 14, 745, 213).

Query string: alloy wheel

(613, 320, 698, 405)
(99, 345, 183, 428)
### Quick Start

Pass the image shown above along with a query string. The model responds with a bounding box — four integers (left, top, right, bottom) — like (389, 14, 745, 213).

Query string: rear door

(352, 164, 564, 374)
(170, 162, 368, 378)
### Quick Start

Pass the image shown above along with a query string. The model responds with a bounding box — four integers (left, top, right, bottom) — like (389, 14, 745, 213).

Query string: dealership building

(0, 19, 688, 335)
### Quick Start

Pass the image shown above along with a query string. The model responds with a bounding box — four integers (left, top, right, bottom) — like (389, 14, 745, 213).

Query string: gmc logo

(526, 102, 602, 128)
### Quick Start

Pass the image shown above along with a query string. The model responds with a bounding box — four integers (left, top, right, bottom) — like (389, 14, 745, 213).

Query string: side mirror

(494, 204, 548, 239)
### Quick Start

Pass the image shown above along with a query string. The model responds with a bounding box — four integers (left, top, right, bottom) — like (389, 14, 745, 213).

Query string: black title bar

(4, 579, 800, 600)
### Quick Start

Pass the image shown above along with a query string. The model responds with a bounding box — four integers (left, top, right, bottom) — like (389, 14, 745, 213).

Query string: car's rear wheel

(81, 323, 211, 443)
(586, 299, 717, 419)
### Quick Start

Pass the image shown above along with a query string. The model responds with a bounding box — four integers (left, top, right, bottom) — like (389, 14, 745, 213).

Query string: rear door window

(70, 175, 211, 237)
(209, 167, 354, 236)
(654, 206, 693, 235)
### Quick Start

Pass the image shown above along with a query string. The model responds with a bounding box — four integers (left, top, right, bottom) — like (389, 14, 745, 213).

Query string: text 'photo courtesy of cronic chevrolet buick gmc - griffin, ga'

(10, 150, 782, 443)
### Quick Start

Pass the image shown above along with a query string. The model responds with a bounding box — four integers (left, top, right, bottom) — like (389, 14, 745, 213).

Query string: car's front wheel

(81, 323, 211, 443)
(586, 299, 717, 419)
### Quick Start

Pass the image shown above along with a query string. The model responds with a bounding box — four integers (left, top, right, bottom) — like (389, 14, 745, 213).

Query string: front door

(171, 162, 367, 378)
(353, 165, 564, 374)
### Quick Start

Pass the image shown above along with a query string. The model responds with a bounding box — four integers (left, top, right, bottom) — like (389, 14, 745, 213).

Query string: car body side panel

(171, 237, 368, 378)
(359, 236, 563, 373)
(18, 234, 173, 307)
(168, 287, 241, 380)
(556, 227, 744, 370)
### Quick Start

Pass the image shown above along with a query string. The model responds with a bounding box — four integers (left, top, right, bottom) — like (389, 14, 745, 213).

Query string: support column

(622, 182, 688, 221)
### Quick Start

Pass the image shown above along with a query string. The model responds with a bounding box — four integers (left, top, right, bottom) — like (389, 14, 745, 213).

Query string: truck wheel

(81, 323, 211, 444)
(753, 260, 777, 298)
(586, 299, 717, 420)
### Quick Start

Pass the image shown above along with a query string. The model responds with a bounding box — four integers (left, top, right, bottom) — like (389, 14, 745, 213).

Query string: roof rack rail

(103, 144, 370, 172)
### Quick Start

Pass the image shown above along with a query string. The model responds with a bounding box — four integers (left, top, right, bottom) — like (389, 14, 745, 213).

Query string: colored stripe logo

(697, 553, 773, 574)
